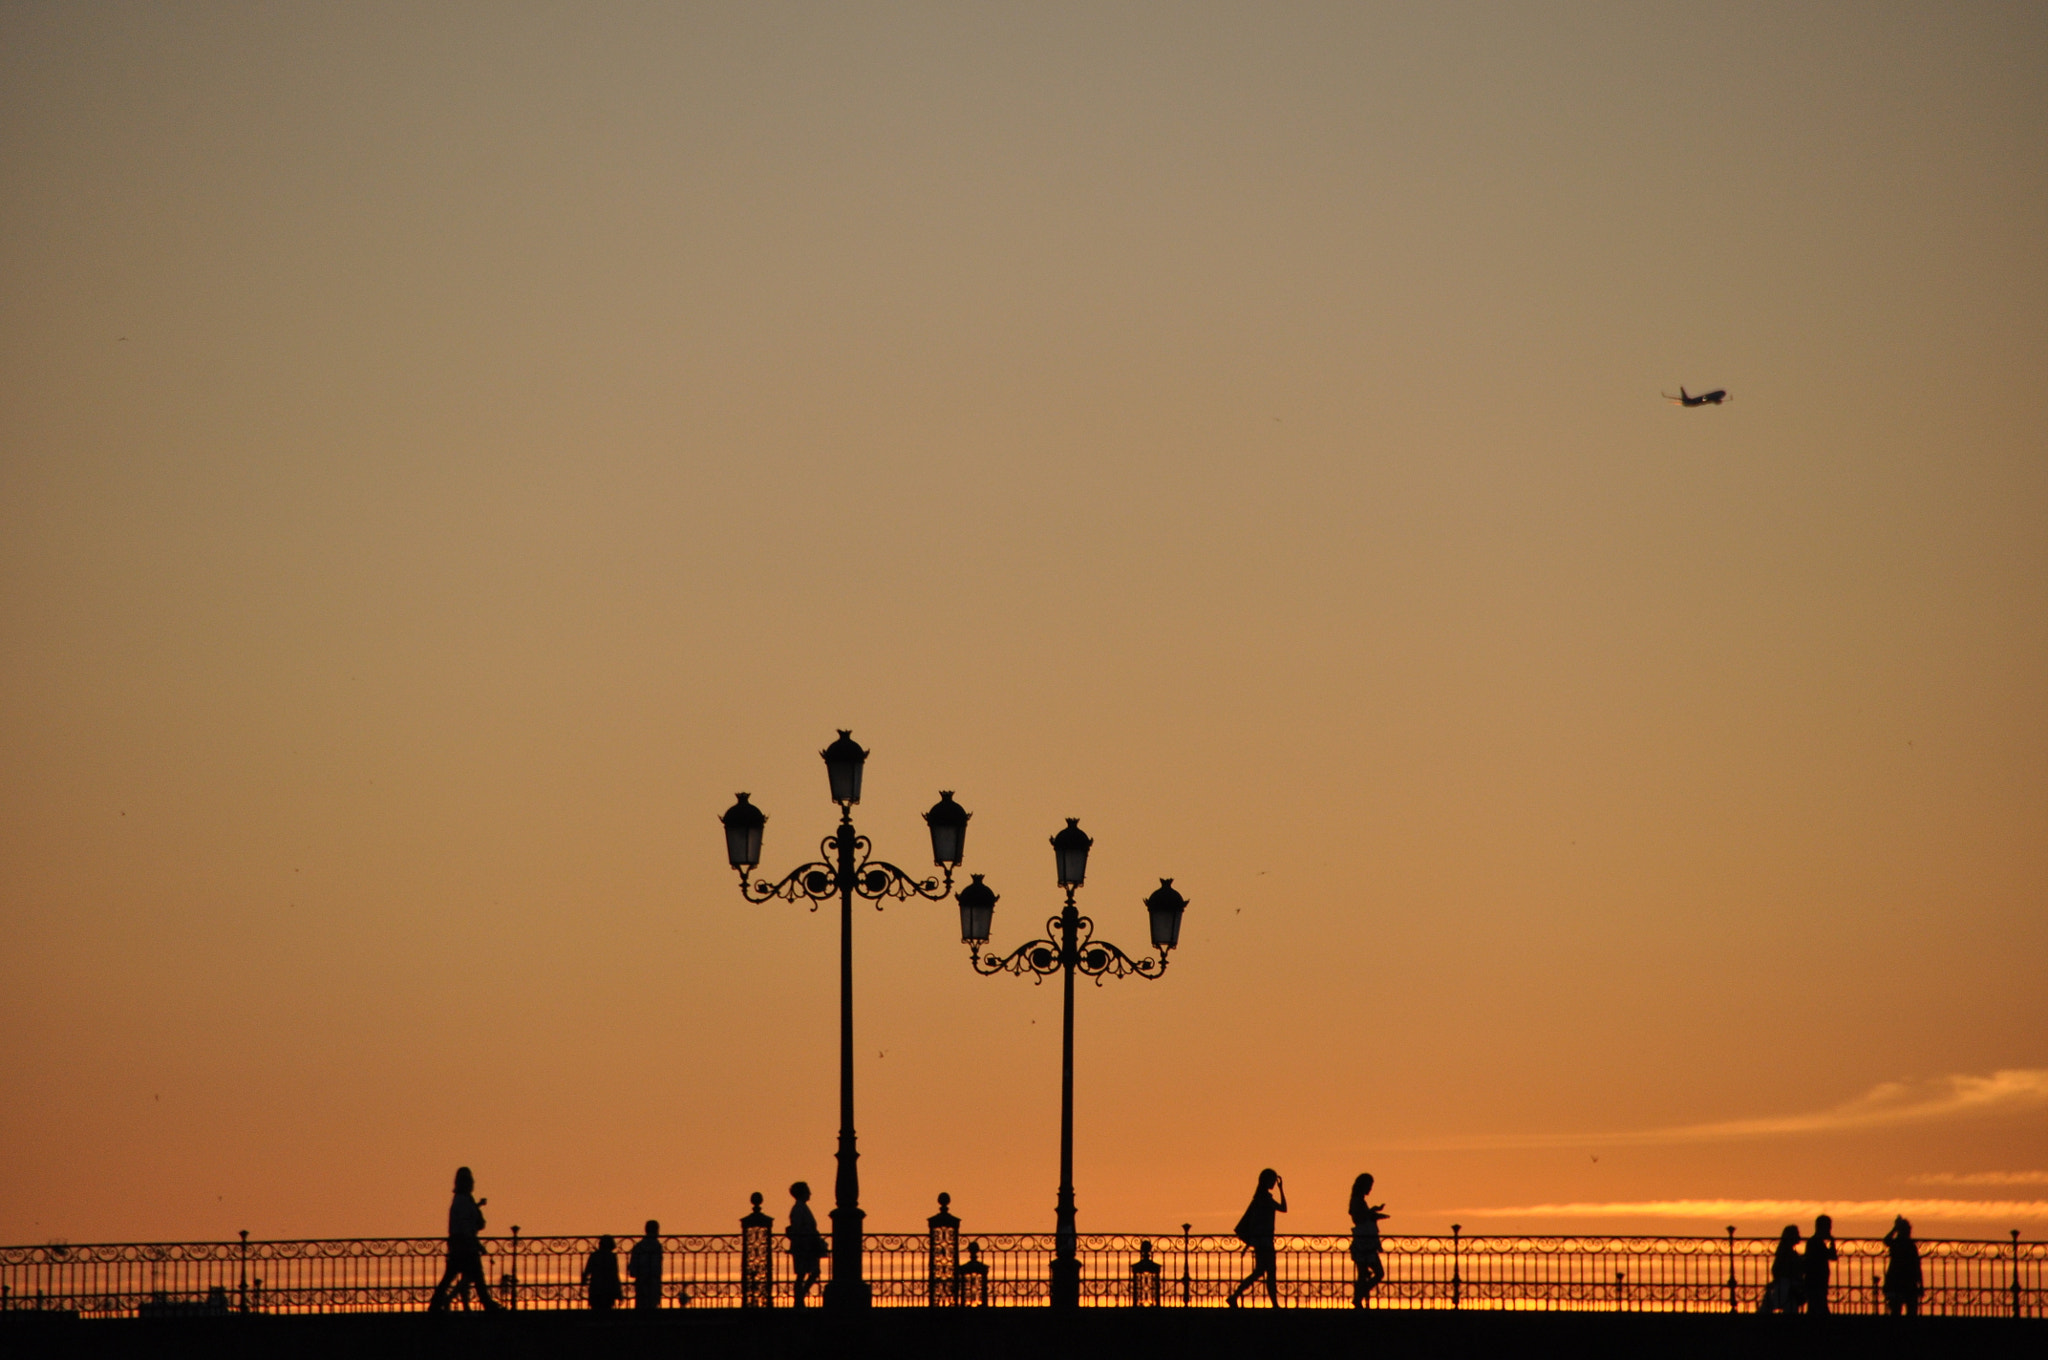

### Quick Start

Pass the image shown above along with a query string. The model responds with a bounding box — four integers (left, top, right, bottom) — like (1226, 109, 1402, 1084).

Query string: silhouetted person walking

(581, 1235, 622, 1311)
(1759, 1225, 1802, 1314)
(628, 1221, 663, 1311)
(1882, 1216, 1922, 1316)
(1227, 1169, 1288, 1308)
(1347, 1173, 1388, 1308)
(786, 1182, 827, 1308)
(427, 1167, 500, 1312)
(1802, 1213, 1837, 1315)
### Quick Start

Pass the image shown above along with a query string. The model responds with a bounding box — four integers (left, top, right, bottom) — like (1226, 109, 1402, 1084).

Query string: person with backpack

(786, 1182, 828, 1308)
(1226, 1168, 1288, 1308)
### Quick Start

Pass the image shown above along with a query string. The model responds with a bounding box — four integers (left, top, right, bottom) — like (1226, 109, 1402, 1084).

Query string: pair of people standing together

(1761, 1214, 1839, 1315)
(579, 1221, 667, 1311)
(1226, 1169, 1388, 1308)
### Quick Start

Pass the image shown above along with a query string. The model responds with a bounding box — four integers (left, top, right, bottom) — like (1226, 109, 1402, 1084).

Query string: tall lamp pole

(955, 819, 1188, 1309)
(721, 731, 970, 1310)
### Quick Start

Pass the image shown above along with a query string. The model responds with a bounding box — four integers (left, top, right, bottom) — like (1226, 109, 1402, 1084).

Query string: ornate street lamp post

(955, 819, 1187, 1309)
(721, 731, 969, 1310)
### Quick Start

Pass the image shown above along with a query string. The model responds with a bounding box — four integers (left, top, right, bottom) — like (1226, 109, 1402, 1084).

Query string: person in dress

(1801, 1213, 1837, 1315)
(1759, 1225, 1803, 1314)
(628, 1221, 664, 1311)
(1226, 1168, 1288, 1308)
(786, 1182, 828, 1308)
(1882, 1216, 1922, 1317)
(427, 1167, 501, 1311)
(1347, 1173, 1389, 1308)
(581, 1235, 622, 1311)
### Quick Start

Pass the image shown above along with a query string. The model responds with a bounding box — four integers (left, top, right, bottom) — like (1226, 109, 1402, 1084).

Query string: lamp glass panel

(726, 823, 762, 870)
(959, 898, 993, 944)
(1054, 841, 1089, 887)
(827, 760, 863, 804)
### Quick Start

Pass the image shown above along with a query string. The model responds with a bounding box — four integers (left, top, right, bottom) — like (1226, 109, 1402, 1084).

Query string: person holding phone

(1347, 1173, 1389, 1308)
(1802, 1213, 1838, 1314)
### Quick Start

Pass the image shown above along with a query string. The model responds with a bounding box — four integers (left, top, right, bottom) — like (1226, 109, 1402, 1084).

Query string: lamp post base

(823, 1279, 871, 1309)
(826, 1206, 870, 1310)
(1050, 1254, 1082, 1309)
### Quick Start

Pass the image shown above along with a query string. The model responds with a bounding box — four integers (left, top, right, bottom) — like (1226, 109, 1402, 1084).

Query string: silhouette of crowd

(423, 1166, 1940, 1317)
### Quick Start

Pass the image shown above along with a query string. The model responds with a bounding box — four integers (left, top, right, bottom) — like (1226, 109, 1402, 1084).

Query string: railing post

(2014, 1229, 2023, 1320)
(927, 1193, 960, 1306)
(1450, 1224, 1461, 1310)
(742, 1193, 775, 1309)
(958, 1242, 989, 1307)
(1131, 1240, 1161, 1308)
(1725, 1225, 1737, 1313)
(1181, 1223, 1191, 1307)
(1615, 1269, 1625, 1313)
(237, 1231, 249, 1315)
(506, 1226, 519, 1311)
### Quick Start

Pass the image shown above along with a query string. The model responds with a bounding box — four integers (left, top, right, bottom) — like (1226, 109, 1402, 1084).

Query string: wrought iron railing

(2, 1228, 2039, 1318)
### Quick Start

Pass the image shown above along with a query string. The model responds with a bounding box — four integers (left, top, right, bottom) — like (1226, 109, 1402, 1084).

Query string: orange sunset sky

(3, 2, 2044, 1247)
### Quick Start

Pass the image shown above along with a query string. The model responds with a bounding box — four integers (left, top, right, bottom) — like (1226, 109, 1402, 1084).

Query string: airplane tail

(1679, 387, 1690, 401)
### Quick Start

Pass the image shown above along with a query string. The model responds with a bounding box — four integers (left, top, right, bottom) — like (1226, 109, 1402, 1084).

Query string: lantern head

(1144, 878, 1187, 951)
(924, 791, 970, 866)
(820, 730, 868, 805)
(1050, 817, 1092, 888)
(956, 874, 997, 945)
(720, 793, 766, 870)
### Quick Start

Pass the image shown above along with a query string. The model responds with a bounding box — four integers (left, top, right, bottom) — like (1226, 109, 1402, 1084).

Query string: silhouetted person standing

(1759, 1225, 1802, 1314)
(1347, 1173, 1388, 1308)
(427, 1167, 500, 1311)
(628, 1221, 663, 1311)
(1882, 1216, 1922, 1316)
(786, 1182, 826, 1308)
(1802, 1213, 1837, 1315)
(1226, 1168, 1288, 1308)
(581, 1235, 622, 1311)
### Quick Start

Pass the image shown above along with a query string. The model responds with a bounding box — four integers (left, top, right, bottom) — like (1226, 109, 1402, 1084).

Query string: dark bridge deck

(3, 1306, 2037, 1360)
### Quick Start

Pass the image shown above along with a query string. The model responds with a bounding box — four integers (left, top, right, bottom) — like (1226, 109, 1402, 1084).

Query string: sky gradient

(3, 2, 2044, 1246)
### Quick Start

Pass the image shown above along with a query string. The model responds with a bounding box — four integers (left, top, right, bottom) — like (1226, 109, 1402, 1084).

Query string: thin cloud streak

(1455, 1198, 2048, 1223)
(1388, 1070, 2048, 1151)
(1908, 1171, 2048, 1187)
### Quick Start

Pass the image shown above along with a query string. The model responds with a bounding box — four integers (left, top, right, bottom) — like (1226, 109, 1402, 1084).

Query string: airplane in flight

(1665, 386, 1730, 407)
